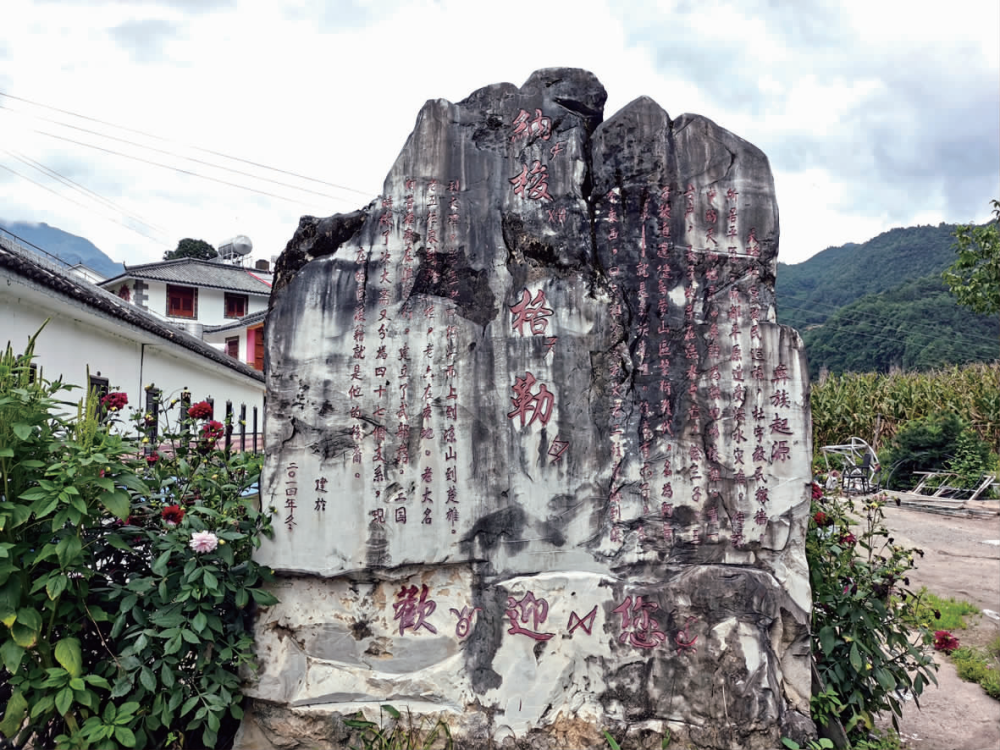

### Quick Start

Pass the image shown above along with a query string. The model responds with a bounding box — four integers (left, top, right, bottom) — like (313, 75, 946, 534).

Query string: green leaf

(139, 666, 156, 692)
(382, 704, 401, 719)
(180, 696, 199, 717)
(192, 611, 207, 633)
(603, 730, 622, 750)
(180, 628, 200, 645)
(164, 634, 183, 655)
(151, 549, 171, 577)
(55, 685, 74, 716)
(250, 588, 279, 606)
(849, 642, 863, 672)
(160, 662, 175, 689)
(84, 674, 111, 690)
(0, 638, 25, 673)
(202, 569, 219, 591)
(15, 607, 42, 631)
(0, 688, 27, 737)
(55, 637, 83, 677)
(99, 489, 130, 520)
(114, 726, 137, 748)
(117, 701, 141, 719)
(46, 574, 68, 600)
(55, 535, 83, 569)
(69, 677, 85, 691)
(12, 423, 32, 440)
(818, 626, 836, 657)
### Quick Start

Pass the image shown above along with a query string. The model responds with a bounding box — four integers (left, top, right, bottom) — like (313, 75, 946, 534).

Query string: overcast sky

(1, 0, 997, 268)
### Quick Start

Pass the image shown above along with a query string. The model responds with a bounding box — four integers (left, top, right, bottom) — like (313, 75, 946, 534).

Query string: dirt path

(874, 503, 1000, 750)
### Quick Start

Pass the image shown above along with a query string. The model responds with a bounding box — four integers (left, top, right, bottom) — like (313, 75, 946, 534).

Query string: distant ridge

(776, 222, 998, 377)
(0, 221, 123, 278)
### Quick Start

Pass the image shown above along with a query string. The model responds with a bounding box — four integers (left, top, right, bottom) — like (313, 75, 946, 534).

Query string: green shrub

(879, 412, 965, 489)
(0, 330, 276, 749)
(807, 487, 937, 737)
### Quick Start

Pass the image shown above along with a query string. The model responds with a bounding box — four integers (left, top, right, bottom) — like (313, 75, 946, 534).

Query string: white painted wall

(140, 280, 267, 327)
(1, 266, 265, 435)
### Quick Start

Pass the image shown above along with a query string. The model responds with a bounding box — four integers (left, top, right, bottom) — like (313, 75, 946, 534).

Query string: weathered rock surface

(237, 68, 815, 750)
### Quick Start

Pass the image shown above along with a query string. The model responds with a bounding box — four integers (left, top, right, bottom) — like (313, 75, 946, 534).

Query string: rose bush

(0, 331, 276, 749)
(808, 486, 937, 737)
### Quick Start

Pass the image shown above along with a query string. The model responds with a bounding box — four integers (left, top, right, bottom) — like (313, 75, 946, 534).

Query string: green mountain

(0, 221, 123, 278)
(776, 223, 961, 332)
(777, 223, 999, 377)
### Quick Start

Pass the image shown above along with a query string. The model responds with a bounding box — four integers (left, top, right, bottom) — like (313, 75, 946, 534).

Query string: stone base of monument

(237, 68, 818, 750)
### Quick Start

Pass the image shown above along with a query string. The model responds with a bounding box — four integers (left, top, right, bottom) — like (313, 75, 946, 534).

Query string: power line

(2, 148, 172, 242)
(0, 90, 373, 198)
(0, 103, 356, 204)
(0, 161, 167, 247)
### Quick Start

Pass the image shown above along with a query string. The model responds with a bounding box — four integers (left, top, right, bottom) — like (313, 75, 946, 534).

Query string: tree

(943, 199, 1000, 356)
(163, 237, 218, 261)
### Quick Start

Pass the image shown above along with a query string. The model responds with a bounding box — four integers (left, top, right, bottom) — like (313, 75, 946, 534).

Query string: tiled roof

(0, 236, 264, 382)
(204, 309, 267, 333)
(101, 258, 272, 295)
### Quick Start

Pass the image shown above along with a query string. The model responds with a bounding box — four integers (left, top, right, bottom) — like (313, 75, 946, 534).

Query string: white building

(0, 233, 265, 437)
(99, 257, 271, 371)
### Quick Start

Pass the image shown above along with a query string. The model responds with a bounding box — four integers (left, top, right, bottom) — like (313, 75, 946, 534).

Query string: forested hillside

(800, 275, 998, 378)
(777, 223, 960, 332)
(776, 222, 998, 377)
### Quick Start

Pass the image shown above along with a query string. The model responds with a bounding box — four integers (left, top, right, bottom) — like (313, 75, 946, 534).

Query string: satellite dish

(219, 236, 253, 260)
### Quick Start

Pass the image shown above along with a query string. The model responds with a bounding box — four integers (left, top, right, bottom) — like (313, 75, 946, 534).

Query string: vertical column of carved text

(633, 196, 654, 546)
(416, 179, 440, 528)
(680, 183, 706, 545)
(442, 180, 461, 535)
(283, 462, 299, 532)
(349, 244, 369, 521)
(371, 188, 405, 520)
(653, 185, 676, 545)
(701, 187, 724, 544)
(604, 188, 625, 545)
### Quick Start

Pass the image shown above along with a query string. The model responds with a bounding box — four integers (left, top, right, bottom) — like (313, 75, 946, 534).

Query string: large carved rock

(237, 69, 814, 750)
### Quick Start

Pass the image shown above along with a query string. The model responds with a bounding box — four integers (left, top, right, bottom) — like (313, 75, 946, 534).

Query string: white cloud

(1, 0, 997, 269)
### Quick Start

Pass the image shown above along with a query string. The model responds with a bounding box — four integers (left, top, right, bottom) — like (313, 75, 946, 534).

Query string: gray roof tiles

(101, 258, 272, 295)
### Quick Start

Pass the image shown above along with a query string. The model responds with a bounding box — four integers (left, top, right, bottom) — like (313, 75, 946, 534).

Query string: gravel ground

(871, 503, 1000, 750)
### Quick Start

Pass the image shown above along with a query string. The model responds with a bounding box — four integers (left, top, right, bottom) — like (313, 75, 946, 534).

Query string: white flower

(189, 530, 219, 554)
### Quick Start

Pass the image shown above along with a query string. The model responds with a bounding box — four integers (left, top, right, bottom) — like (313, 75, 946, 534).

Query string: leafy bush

(0, 331, 275, 749)
(807, 487, 937, 737)
(951, 643, 1000, 700)
(878, 412, 965, 489)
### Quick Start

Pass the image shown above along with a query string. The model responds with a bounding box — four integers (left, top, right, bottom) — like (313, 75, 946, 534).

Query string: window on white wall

(224, 293, 248, 318)
(167, 285, 197, 318)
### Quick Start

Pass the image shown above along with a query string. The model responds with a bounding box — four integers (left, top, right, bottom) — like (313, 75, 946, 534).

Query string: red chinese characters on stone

(675, 616, 699, 655)
(507, 372, 555, 427)
(613, 595, 667, 649)
(505, 591, 554, 640)
(509, 161, 554, 202)
(449, 606, 482, 639)
(510, 288, 553, 335)
(510, 108, 552, 142)
(393, 584, 438, 636)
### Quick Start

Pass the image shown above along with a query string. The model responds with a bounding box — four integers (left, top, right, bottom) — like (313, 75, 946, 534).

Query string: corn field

(811, 362, 1000, 453)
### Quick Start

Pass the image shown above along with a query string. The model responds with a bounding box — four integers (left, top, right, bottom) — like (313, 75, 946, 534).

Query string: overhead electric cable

(0, 161, 168, 247)
(0, 90, 373, 198)
(0, 104, 353, 203)
(2, 147, 172, 241)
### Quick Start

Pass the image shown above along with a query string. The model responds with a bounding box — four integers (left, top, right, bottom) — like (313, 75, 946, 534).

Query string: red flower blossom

(933, 630, 960, 654)
(813, 511, 833, 527)
(146, 452, 160, 465)
(838, 532, 857, 545)
(811, 482, 824, 500)
(100, 392, 128, 412)
(161, 504, 185, 526)
(201, 420, 224, 442)
(187, 401, 213, 420)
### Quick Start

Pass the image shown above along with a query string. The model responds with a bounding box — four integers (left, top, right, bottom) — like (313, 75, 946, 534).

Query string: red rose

(100, 392, 128, 412)
(161, 504, 185, 526)
(839, 532, 857, 545)
(812, 511, 833, 527)
(201, 420, 224, 442)
(187, 401, 213, 420)
(811, 482, 824, 500)
(933, 630, 960, 654)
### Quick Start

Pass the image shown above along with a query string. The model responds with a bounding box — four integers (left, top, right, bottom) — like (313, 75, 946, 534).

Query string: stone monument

(236, 69, 815, 750)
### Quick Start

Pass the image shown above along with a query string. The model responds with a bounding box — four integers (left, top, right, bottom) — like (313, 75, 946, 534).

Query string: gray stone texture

(238, 68, 814, 750)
